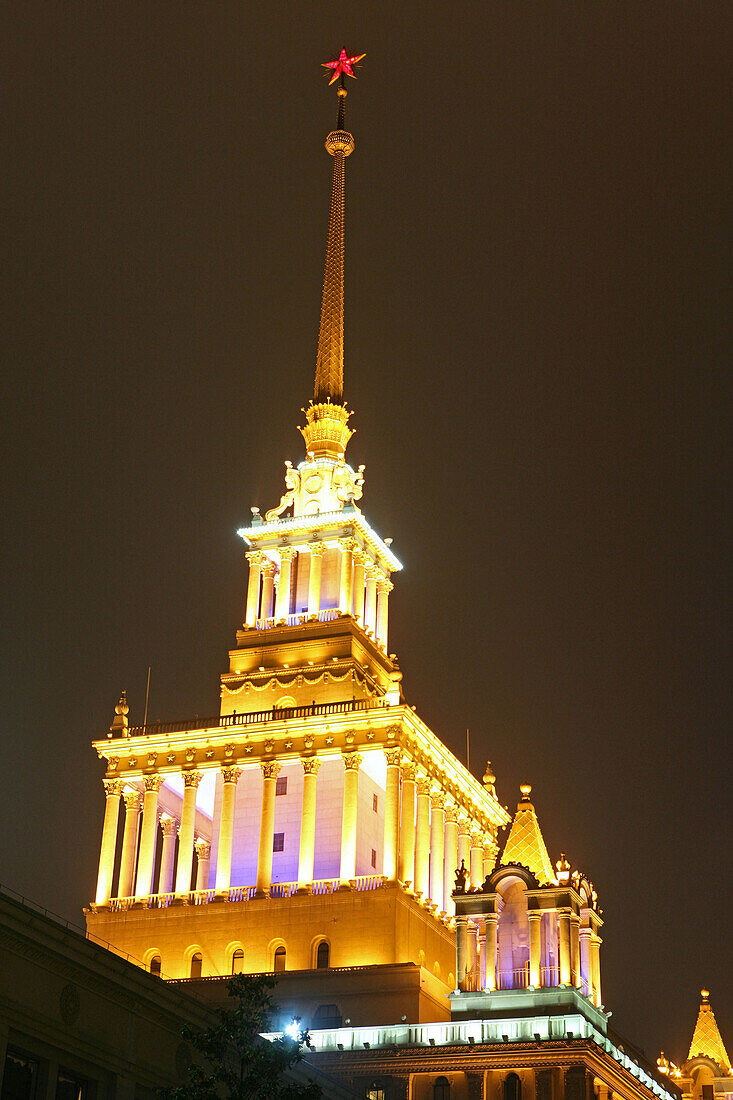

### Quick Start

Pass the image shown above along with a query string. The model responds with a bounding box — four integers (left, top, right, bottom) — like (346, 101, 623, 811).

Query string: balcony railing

(123, 696, 384, 739)
(496, 967, 530, 991)
(254, 608, 340, 631)
(107, 876, 386, 910)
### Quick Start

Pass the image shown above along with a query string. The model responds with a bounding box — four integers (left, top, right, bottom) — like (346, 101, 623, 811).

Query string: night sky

(4, 2, 730, 1065)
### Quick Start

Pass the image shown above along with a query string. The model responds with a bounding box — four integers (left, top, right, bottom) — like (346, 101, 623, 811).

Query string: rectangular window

(55, 1074, 87, 1100)
(275, 776, 287, 796)
(2, 1052, 39, 1100)
(702, 1088, 713, 1100)
(371, 848, 377, 868)
(372, 793, 378, 813)
(273, 832, 285, 852)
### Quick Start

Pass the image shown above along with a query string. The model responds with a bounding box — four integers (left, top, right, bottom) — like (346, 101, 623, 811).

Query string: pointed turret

(500, 783, 555, 885)
(688, 990, 730, 1071)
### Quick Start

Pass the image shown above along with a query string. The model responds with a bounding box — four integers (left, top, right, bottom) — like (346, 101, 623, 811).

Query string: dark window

(316, 941, 330, 969)
(504, 1074, 521, 1100)
(231, 948, 244, 974)
(372, 793, 378, 813)
(149, 954, 161, 976)
(434, 1078, 451, 1100)
(273, 832, 285, 852)
(366, 1086, 385, 1100)
(274, 946, 286, 972)
(371, 848, 377, 868)
(702, 1089, 713, 1100)
(189, 952, 203, 979)
(313, 1004, 342, 1028)
(276, 777, 287, 796)
(55, 1074, 87, 1100)
(2, 1052, 39, 1100)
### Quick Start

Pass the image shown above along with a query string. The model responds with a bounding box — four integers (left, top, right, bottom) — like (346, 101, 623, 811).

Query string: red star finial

(322, 48, 366, 86)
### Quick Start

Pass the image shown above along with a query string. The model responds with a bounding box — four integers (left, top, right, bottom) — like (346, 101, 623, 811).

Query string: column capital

(400, 760, 417, 782)
(377, 577, 394, 594)
(278, 545, 298, 562)
(222, 765, 243, 785)
(183, 769, 203, 788)
(431, 790, 446, 811)
(260, 760, 281, 780)
(342, 751, 363, 771)
(338, 536, 356, 553)
(123, 790, 141, 811)
(308, 541, 327, 557)
(364, 558, 378, 577)
(103, 779, 123, 798)
(301, 756, 322, 776)
(528, 909, 543, 923)
(261, 559, 277, 579)
(194, 837, 211, 859)
(457, 813, 471, 834)
(415, 776, 431, 797)
(160, 814, 178, 837)
(444, 800, 459, 824)
(485, 911, 499, 926)
(352, 547, 367, 565)
(245, 550, 265, 565)
(142, 775, 164, 793)
(384, 747, 402, 768)
(470, 830, 484, 849)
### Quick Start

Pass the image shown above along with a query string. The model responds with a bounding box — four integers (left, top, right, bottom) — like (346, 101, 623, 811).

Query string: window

(702, 1089, 713, 1100)
(316, 941, 330, 969)
(274, 946, 286, 972)
(372, 793, 378, 813)
(273, 832, 285, 852)
(2, 1052, 39, 1100)
(371, 848, 377, 868)
(366, 1086, 385, 1100)
(55, 1074, 87, 1100)
(231, 948, 244, 974)
(313, 1004, 342, 1028)
(276, 776, 288, 796)
(504, 1074, 522, 1100)
(434, 1078, 451, 1100)
(189, 952, 203, 979)
(149, 954, 161, 976)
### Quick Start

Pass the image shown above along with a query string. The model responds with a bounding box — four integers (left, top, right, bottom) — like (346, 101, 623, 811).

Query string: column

(245, 551, 263, 626)
(297, 757, 321, 890)
(352, 550, 366, 621)
(457, 815, 471, 885)
(467, 923, 478, 991)
(571, 913, 581, 987)
(376, 578, 392, 649)
(529, 910, 542, 988)
(485, 912, 499, 991)
(383, 748, 402, 882)
(194, 838, 211, 890)
(483, 837, 498, 879)
(456, 914, 469, 991)
(260, 560, 276, 621)
(558, 908, 572, 985)
(175, 770, 202, 895)
(338, 538, 354, 613)
(308, 542, 326, 617)
(215, 766, 242, 894)
(255, 761, 280, 896)
(590, 933, 602, 1006)
(579, 926, 591, 997)
(275, 547, 296, 620)
(118, 790, 141, 899)
(95, 780, 122, 904)
(135, 775, 163, 899)
(478, 924, 487, 990)
(470, 830, 484, 889)
(414, 777, 431, 899)
(339, 752, 362, 886)
(429, 791, 446, 911)
(158, 816, 178, 895)
(364, 563, 377, 634)
(399, 762, 416, 887)
(443, 802, 459, 918)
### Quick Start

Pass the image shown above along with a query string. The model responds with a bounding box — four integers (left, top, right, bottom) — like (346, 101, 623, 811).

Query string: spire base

(299, 399, 354, 458)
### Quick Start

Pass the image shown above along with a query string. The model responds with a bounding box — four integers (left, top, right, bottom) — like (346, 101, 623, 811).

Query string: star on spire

(322, 48, 366, 85)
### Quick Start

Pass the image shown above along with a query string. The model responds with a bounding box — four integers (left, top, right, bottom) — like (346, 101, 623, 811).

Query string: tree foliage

(162, 973, 322, 1100)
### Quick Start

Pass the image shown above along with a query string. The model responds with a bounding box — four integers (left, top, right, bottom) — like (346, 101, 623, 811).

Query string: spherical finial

(520, 783, 532, 799)
(251, 505, 260, 515)
(115, 690, 129, 717)
(701, 988, 710, 1001)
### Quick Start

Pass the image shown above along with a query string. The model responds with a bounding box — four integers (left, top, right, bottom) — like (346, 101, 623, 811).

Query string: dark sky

(3, 1, 731, 1065)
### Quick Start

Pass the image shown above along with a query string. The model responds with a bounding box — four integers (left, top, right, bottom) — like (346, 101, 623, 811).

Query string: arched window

(189, 952, 203, 979)
(316, 941, 330, 969)
(231, 948, 244, 974)
(274, 945, 286, 972)
(434, 1078, 451, 1100)
(504, 1073, 522, 1100)
(149, 954, 161, 976)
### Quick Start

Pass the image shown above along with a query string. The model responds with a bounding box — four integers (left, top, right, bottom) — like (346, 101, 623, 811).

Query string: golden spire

(313, 51, 364, 405)
(500, 784, 556, 886)
(688, 989, 731, 1071)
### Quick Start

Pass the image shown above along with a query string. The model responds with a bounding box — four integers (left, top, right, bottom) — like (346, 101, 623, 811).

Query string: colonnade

(95, 751, 495, 921)
(244, 542, 393, 649)
(454, 908, 602, 1007)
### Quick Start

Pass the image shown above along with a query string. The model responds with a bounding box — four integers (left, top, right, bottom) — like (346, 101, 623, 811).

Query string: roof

(687, 991, 730, 1072)
(500, 785, 556, 886)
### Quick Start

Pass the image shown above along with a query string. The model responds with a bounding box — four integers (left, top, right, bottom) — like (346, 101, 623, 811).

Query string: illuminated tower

(658, 990, 731, 1100)
(86, 53, 509, 1026)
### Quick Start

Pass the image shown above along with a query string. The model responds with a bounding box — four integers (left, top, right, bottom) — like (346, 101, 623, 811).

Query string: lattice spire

(500, 784, 555, 886)
(688, 990, 731, 1071)
(313, 51, 364, 405)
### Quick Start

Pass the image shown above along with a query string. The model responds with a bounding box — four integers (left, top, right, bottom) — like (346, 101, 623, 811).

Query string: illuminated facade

(85, 59, 509, 1024)
(658, 991, 732, 1100)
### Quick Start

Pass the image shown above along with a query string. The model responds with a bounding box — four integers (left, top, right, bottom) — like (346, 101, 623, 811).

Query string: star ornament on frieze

(322, 48, 366, 85)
